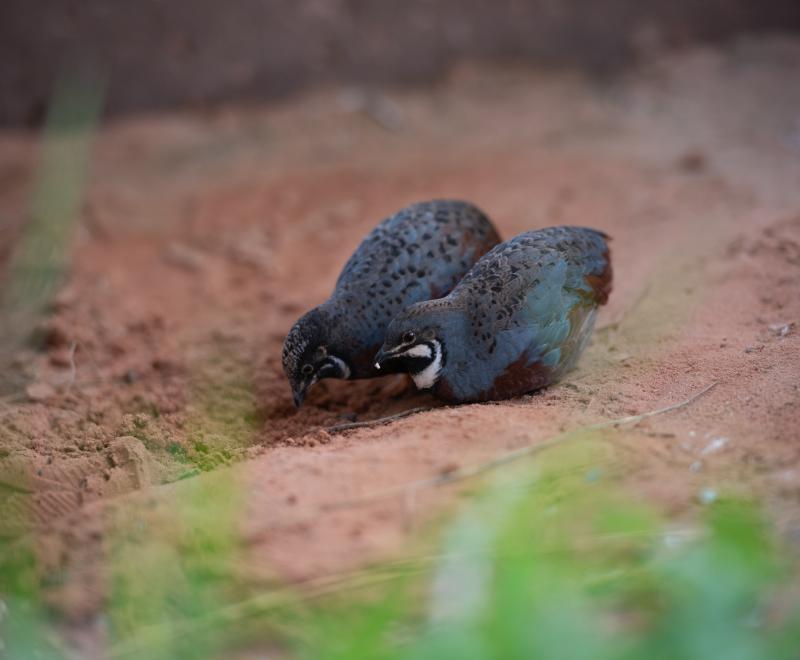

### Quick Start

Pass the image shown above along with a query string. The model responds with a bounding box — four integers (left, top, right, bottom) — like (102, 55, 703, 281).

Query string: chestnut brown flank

(483, 353, 552, 401)
(435, 352, 551, 403)
(433, 377, 458, 403)
(584, 247, 613, 305)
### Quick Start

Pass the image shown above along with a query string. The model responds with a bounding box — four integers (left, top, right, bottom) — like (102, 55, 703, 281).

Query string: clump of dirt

(0, 37, 799, 644)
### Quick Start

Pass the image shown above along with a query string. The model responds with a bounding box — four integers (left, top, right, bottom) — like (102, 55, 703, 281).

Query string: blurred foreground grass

(295, 441, 800, 660)
(2, 435, 798, 659)
(0, 74, 102, 393)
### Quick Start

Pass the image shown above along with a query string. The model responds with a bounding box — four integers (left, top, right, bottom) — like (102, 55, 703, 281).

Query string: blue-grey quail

(374, 227, 612, 403)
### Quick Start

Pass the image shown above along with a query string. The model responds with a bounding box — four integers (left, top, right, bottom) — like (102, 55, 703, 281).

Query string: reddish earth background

(1, 37, 800, 650)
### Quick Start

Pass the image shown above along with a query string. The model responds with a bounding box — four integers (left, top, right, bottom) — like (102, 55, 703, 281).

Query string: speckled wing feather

(449, 226, 611, 392)
(327, 200, 501, 372)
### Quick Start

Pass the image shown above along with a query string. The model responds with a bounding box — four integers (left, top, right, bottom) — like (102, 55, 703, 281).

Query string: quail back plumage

(375, 226, 612, 403)
(282, 200, 501, 406)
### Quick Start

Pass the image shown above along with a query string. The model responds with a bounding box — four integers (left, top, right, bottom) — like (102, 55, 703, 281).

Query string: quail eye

(301, 364, 314, 376)
(402, 331, 416, 344)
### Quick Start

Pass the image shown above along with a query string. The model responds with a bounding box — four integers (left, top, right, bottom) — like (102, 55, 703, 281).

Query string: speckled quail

(282, 200, 501, 406)
(374, 226, 612, 403)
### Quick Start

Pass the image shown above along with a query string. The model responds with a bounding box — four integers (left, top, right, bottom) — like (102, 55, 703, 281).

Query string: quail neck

(282, 200, 501, 406)
(376, 226, 612, 404)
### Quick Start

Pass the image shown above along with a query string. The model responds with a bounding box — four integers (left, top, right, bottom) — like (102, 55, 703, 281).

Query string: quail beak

(292, 388, 305, 408)
(374, 346, 398, 371)
(291, 378, 313, 408)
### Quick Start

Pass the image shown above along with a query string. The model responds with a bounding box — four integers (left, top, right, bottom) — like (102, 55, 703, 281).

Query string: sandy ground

(1, 36, 800, 648)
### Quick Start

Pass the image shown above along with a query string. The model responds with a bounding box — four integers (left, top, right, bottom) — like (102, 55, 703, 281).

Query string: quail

(282, 200, 501, 406)
(374, 226, 612, 403)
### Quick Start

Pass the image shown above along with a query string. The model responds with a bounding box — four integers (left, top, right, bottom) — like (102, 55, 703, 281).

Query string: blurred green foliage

(2, 74, 102, 318)
(0, 72, 103, 656)
(293, 441, 799, 660)
(1, 437, 798, 659)
(0, 538, 66, 659)
(0, 73, 102, 394)
(107, 473, 245, 659)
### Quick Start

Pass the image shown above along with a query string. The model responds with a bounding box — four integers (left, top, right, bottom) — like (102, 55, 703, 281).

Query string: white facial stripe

(328, 355, 351, 379)
(383, 337, 417, 358)
(411, 340, 442, 390)
(402, 344, 433, 359)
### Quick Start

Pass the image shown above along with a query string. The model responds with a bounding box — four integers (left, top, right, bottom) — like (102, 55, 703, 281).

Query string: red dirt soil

(1, 37, 800, 646)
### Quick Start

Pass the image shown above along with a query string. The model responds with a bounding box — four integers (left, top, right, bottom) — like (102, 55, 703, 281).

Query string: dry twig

(326, 406, 434, 434)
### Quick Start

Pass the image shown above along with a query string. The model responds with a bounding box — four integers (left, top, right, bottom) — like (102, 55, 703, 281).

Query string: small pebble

(439, 462, 460, 476)
(700, 436, 730, 456)
(49, 348, 74, 367)
(164, 242, 206, 271)
(768, 322, 793, 337)
(26, 382, 56, 402)
(122, 370, 140, 384)
(676, 149, 707, 173)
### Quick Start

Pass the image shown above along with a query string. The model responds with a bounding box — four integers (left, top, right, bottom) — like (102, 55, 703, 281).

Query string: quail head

(282, 200, 501, 406)
(375, 226, 612, 403)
